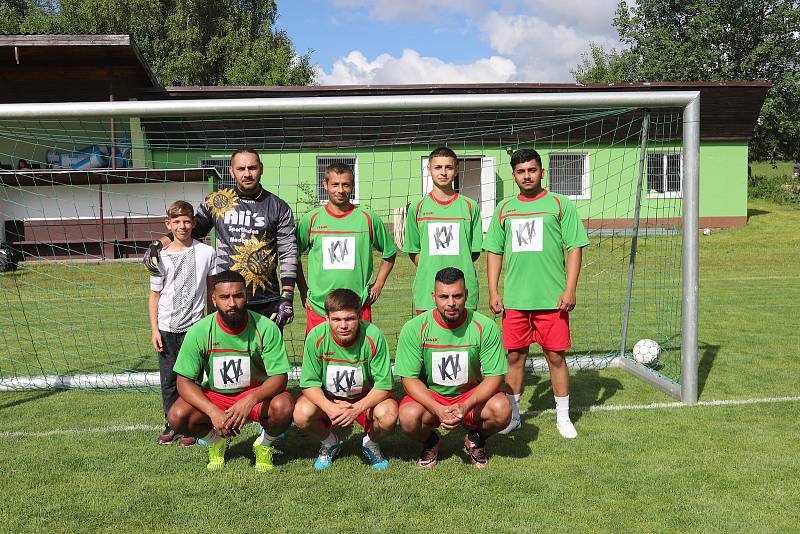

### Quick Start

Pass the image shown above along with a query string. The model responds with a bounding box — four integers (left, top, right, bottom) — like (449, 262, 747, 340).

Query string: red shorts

(305, 304, 372, 335)
(203, 388, 264, 422)
(322, 396, 371, 433)
(400, 387, 479, 428)
(502, 309, 571, 351)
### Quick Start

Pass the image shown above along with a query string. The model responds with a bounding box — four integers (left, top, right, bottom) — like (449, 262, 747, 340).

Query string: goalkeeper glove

(270, 290, 294, 328)
(143, 240, 163, 274)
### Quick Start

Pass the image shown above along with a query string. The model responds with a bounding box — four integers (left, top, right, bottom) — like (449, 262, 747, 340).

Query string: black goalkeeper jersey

(193, 185, 298, 305)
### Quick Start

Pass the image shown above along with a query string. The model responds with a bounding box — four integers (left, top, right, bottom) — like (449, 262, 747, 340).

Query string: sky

(276, 0, 623, 85)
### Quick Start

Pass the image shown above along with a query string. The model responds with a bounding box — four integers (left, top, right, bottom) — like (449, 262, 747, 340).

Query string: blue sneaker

(361, 444, 389, 470)
(313, 442, 341, 470)
(255, 426, 286, 441)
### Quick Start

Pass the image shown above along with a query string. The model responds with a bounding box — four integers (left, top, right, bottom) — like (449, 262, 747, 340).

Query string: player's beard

(219, 306, 247, 330)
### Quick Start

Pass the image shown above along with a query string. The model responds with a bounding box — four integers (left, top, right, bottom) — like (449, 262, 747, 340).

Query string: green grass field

(1, 199, 799, 532)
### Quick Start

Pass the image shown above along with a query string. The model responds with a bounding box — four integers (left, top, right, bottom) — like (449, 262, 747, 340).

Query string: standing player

(145, 148, 297, 328)
(403, 147, 483, 314)
(293, 288, 397, 470)
(167, 270, 294, 471)
(395, 268, 510, 469)
(296, 162, 396, 334)
(484, 149, 589, 438)
(148, 200, 217, 446)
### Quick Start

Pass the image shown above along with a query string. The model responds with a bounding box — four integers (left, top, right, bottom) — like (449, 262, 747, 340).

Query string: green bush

(748, 161, 800, 204)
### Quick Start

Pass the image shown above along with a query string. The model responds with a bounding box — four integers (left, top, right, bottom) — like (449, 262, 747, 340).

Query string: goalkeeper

(167, 270, 294, 471)
(144, 148, 298, 328)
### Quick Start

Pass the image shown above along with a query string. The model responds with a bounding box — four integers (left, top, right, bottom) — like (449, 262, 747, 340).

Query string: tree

(1, 0, 316, 86)
(573, 0, 800, 161)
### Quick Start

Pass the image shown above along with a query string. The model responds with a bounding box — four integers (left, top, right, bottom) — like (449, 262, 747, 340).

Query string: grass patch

(1, 200, 799, 531)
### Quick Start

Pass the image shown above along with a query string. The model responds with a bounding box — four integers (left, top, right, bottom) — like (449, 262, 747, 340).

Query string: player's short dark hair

(434, 267, 465, 286)
(428, 146, 458, 162)
(231, 147, 263, 165)
(213, 270, 246, 287)
(166, 200, 194, 219)
(324, 288, 362, 314)
(510, 149, 542, 168)
(324, 162, 355, 182)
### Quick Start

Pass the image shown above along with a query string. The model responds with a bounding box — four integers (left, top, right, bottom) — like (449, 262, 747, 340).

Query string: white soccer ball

(633, 338, 660, 365)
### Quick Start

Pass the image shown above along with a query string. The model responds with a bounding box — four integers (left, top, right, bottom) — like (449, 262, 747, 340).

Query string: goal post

(0, 91, 700, 403)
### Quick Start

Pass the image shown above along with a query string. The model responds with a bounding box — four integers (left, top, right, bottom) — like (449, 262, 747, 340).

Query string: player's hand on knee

(271, 291, 294, 327)
(143, 240, 163, 274)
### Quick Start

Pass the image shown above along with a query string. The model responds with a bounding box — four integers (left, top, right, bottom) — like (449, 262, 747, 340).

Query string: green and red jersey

(173, 311, 291, 394)
(300, 320, 393, 400)
(394, 309, 507, 397)
(403, 193, 483, 311)
(297, 204, 397, 316)
(483, 189, 589, 311)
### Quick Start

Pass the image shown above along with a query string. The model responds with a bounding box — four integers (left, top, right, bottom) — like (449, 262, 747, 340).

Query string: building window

(199, 157, 232, 190)
(647, 153, 682, 198)
(548, 153, 590, 199)
(316, 155, 359, 204)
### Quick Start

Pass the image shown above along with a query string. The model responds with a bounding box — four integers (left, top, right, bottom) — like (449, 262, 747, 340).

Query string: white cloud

(320, 0, 623, 83)
(519, 0, 621, 34)
(319, 49, 517, 85)
(480, 12, 617, 81)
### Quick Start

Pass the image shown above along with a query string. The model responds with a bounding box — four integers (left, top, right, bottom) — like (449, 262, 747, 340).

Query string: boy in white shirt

(148, 200, 217, 445)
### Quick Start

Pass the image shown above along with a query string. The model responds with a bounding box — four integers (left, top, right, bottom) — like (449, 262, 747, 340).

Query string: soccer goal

(0, 91, 699, 403)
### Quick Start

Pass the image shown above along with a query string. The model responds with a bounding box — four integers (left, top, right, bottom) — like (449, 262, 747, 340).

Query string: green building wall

(149, 140, 749, 227)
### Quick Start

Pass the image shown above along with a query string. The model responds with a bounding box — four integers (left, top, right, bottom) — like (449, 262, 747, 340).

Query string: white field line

(1, 396, 799, 439)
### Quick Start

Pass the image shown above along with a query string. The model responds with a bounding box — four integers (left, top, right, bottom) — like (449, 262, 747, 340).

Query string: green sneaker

(206, 437, 230, 471)
(253, 443, 275, 472)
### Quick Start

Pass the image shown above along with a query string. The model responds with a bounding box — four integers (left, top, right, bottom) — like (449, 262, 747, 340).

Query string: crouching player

(293, 289, 397, 470)
(167, 270, 294, 471)
(395, 268, 510, 469)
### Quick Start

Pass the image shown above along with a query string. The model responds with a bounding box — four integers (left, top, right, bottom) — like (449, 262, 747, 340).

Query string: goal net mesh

(0, 104, 684, 390)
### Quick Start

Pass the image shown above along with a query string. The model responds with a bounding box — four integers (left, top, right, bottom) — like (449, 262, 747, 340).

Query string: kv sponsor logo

(220, 358, 244, 385)
(438, 353, 461, 382)
(433, 225, 454, 250)
(425, 338, 439, 343)
(212, 342, 220, 347)
(223, 210, 266, 228)
(332, 368, 357, 394)
(422, 211, 434, 216)
(515, 220, 536, 246)
(327, 239, 350, 264)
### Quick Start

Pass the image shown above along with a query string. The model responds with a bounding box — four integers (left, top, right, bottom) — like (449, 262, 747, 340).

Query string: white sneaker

(498, 417, 521, 435)
(556, 419, 578, 439)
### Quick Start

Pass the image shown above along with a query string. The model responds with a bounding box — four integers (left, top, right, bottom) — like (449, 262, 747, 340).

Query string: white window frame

(646, 152, 683, 199)
(199, 157, 233, 189)
(547, 152, 591, 200)
(316, 155, 360, 205)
